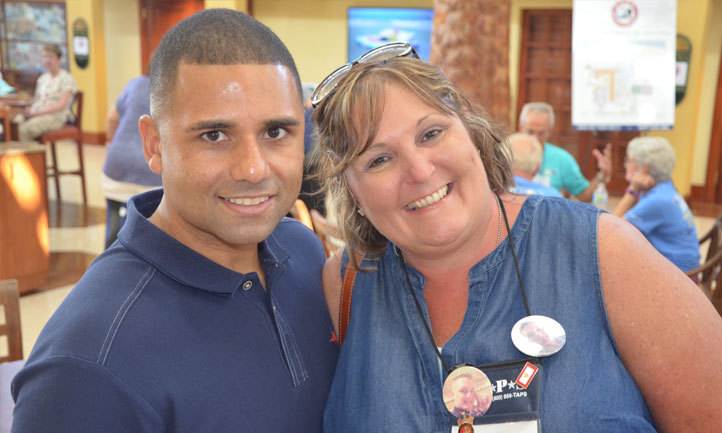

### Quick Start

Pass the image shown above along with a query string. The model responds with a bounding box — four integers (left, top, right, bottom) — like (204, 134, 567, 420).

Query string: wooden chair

(42, 91, 86, 204)
(0, 104, 10, 142)
(686, 210, 722, 316)
(289, 199, 314, 231)
(0, 279, 23, 363)
(310, 209, 343, 258)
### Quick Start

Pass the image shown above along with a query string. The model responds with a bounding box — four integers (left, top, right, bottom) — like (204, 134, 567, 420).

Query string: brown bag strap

(338, 265, 357, 347)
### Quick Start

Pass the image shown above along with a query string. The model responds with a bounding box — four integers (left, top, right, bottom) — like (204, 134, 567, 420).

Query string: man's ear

(139, 114, 162, 174)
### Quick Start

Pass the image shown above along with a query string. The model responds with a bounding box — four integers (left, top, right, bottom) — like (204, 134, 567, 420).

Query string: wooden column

(431, 0, 511, 125)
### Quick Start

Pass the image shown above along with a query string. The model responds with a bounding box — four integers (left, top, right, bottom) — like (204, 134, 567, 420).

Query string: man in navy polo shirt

(11, 9, 339, 432)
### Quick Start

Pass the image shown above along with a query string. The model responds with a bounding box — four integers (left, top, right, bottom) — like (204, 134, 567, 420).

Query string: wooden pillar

(431, 0, 511, 125)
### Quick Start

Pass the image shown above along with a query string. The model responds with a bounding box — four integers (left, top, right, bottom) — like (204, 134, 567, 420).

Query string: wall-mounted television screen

(347, 7, 434, 62)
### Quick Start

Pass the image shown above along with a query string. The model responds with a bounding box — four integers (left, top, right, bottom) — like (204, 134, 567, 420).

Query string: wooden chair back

(686, 210, 722, 316)
(289, 199, 314, 231)
(310, 209, 342, 258)
(0, 104, 11, 142)
(0, 279, 23, 363)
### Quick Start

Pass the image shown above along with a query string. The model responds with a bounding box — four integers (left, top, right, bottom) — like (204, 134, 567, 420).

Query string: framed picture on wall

(347, 7, 434, 62)
(0, 1, 68, 72)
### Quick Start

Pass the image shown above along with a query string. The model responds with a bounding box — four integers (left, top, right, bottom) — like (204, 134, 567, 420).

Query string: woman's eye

(422, 128, 441, 141)
(368, 156, 389, 168)
(201, 130, 229, 142)
(264, 127, 288, 139)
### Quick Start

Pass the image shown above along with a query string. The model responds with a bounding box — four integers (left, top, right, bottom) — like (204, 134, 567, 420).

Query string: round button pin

(242, 281, 252, 291)
(511, 315, 566, 357)
(442, 365, 492, 418)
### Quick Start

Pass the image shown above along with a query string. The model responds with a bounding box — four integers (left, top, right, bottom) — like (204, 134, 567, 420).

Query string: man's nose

(230, 139, 269, 183)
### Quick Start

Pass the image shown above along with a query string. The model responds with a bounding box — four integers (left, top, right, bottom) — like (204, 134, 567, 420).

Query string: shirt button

(242, 281, 252, 291)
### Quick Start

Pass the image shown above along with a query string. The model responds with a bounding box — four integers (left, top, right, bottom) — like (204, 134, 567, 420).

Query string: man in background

(508, 132, 563, 197)
(16, 44, 77, 142)
(102, 71, 161, 248)
(518, 101, 612, 201)
(12, 9, 338, 432)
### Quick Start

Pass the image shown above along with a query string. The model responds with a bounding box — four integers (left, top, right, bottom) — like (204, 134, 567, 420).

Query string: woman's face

(344, 82, 493, 258)
(624, 154, 640, 182)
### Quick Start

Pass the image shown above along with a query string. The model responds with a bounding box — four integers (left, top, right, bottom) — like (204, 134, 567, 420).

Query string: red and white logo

(612, 1, 639, 27)
(515, 362, 539, 389)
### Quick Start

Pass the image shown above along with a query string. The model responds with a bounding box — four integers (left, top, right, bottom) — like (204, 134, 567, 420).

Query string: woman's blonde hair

(312, 57, 512, 266)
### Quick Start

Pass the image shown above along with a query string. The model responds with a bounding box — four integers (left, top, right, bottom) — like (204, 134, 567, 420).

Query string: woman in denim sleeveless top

(311, 43, 722, 432)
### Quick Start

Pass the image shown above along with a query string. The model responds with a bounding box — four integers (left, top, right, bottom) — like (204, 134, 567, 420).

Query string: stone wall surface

(431, 0, 511, 126)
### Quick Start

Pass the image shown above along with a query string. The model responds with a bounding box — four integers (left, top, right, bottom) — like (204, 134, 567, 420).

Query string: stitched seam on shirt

(97, 266, 156, 365)
(273, 302, 308, 387)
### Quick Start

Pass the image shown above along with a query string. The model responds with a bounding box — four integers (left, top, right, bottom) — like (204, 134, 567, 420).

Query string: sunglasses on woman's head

(311, 41, 419, 108)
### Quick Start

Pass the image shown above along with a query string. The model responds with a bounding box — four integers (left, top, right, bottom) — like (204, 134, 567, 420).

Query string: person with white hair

(613, 136, 700, 272)
(508, 132, 563, 197)
(518, 102, 611, 201)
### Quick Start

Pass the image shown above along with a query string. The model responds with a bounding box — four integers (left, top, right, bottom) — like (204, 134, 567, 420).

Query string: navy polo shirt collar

(118, 189, 289, 295)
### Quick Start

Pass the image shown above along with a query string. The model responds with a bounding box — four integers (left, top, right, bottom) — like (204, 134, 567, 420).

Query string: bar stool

(42, 91, 86, 204)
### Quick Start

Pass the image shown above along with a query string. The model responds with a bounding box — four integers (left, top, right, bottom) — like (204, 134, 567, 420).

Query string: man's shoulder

(268, 217, 326, 266)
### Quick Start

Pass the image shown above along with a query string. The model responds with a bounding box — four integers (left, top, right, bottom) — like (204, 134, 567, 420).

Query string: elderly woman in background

(312, 42, 722, 432)
(613, 137, 700, 272)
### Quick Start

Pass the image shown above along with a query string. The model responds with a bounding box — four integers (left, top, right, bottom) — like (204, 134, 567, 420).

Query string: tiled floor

(17, 142, 717, 358)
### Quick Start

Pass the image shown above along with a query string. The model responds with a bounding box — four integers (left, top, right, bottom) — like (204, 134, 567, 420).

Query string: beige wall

(689, 0, 722, 186)
(254, 0, 433, 85)
(104, 0, 142, 115)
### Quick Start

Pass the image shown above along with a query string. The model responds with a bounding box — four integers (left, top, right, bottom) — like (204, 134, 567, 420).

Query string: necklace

(495, 194, 502, 247)
(398, 194, 532, 375)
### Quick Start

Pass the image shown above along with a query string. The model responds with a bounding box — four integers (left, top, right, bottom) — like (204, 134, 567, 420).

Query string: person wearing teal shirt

(519, 102, 612, 202)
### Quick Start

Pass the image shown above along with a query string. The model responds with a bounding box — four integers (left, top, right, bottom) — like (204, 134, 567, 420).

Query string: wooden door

(140, 0, 205, 74)
(517, 9, 636, 194)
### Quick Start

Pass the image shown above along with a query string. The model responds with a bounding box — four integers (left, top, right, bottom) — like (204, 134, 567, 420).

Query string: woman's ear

(139, 114, 162, 174)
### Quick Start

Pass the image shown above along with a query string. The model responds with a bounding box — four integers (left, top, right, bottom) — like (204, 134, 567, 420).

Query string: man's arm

(106, 105, 120, 143)
(12, 357, 163, 432)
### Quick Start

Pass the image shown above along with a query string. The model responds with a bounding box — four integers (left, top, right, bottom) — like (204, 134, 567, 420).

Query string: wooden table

(0, 359, 25, 433)
(0, 142, 49, 293)
(0, 96, 31, 142)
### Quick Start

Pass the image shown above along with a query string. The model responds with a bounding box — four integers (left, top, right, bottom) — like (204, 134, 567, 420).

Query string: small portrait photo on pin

(511, 315, 567, 357)
(442, 366, 492, 418)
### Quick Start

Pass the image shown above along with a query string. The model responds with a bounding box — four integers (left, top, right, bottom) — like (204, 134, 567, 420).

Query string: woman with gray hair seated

(613, 136, 700, 272)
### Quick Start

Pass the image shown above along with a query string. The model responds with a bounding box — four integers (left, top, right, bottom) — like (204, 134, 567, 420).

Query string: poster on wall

(572, 0, 677, 130)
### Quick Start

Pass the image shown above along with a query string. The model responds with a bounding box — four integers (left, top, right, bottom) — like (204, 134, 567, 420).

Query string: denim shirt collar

(118, 189, 289, 296)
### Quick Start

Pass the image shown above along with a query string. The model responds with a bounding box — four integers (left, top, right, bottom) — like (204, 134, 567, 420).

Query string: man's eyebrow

(188, 120, 236, 131)
(263, 116, 301, 129)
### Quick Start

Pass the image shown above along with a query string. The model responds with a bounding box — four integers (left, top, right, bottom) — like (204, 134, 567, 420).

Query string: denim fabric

(324, 195, 656, 432)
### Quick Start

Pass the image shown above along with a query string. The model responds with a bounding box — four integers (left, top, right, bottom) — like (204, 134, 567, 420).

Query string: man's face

(520, 111, 551, 145)
(42, 51, 61, 72)
(142, 62, 304, 261)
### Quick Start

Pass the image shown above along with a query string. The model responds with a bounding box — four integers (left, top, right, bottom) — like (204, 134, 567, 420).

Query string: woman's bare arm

(598, 213, 722, 431)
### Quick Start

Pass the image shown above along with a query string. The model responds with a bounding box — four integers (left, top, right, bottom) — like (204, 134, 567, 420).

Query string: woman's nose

(403, 149, 435, 184)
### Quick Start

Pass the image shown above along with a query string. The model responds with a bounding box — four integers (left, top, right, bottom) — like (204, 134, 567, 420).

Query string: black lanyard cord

(398, 194, 531, 375)
(499, 196, 532, 317)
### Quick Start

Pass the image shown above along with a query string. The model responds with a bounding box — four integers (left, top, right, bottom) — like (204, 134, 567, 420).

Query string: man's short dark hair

(149, 8, 302, 117)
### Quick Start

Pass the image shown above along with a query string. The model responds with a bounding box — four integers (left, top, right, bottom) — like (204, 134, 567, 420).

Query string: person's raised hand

(592, 142, 613, 183)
